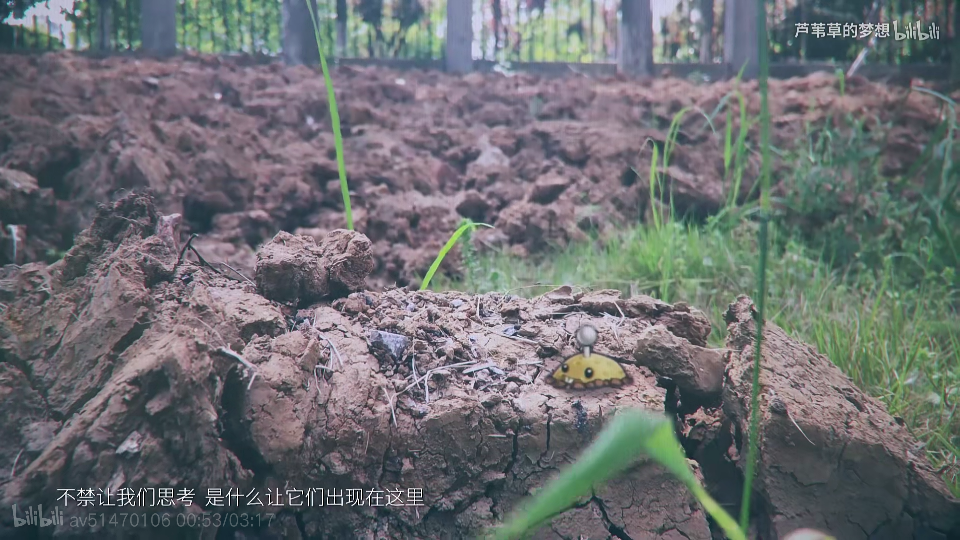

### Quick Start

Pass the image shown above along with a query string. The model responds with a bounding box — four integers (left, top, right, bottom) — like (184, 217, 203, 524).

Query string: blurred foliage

(1, 0, 67, 49)
(1, 0, 45, 21)
(0, 19, 66, 48)
(67, 0, 140, 49)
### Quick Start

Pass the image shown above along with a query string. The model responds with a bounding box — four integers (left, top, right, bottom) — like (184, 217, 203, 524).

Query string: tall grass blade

(306, 0, 354, 231)
(739, 0, 774, 530)
(731, 91, 750, 208)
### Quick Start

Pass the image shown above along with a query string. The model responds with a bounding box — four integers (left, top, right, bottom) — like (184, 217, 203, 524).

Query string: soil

(0, 52, 959, 539)
(1, 52, 957, 286)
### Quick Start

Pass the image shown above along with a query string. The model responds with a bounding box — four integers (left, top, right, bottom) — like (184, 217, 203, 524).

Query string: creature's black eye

(584, 368, 594, 379)
(561, 364, 569, 372)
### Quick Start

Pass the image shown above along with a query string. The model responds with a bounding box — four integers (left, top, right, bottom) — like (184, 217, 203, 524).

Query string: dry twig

(176, 233, 222, 274)
(380, 385, 399, 426)
(219, 262, 255, 285)
(11, 448, 24, 478)
(311, 312, 345, 369)
(214, 347, 260, 390)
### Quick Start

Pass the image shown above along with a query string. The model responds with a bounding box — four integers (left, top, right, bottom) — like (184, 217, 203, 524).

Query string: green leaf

(486, 409, 745, 540)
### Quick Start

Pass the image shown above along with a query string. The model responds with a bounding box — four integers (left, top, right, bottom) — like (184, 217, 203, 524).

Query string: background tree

(619, 0, 654, 75)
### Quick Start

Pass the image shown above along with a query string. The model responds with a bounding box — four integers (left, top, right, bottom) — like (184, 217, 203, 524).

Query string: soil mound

(1, 194, 957, 539)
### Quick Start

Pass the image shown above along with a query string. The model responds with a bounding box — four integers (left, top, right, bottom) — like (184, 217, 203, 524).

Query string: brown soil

(0, 52, 956, 286)
(0, 194, 957, 539)
(1, 52, 958, 539)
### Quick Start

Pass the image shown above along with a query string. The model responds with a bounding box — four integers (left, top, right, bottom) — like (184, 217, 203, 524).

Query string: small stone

(633, 324, 726, 403)
(116, 431, 144, 456)
(368, 330, 410, 361)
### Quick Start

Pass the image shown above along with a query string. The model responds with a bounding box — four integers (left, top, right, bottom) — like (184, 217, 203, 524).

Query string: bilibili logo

(11, 504, 64, 527)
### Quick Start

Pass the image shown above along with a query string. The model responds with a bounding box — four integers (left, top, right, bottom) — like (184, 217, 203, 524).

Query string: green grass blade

(663, 108, 687, 168)
(420, 221, 493, 291)
(488, 409, 745, 540)
(724, 106, 734, 175)
(739, 0, 774, 531)
(731, 91, 750, 207)
(835, 68, 846, 97)
(649, 141, 662, 231)
(306, 0, 353, 231)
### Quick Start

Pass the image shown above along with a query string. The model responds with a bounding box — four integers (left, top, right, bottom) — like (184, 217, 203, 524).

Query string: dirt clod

(633, 323, 727, 405)
(721, 295, 960, 540)
(254, 229, 374, 307)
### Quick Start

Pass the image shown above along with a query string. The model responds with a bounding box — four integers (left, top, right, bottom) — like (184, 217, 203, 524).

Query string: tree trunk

(618, 0, 654, 76)
(723, 0, 759, 79)
(140, 0, 177, 57)
(698, 0, 714, 63)
(282, 0, 321, 66)
(95, 0, 113, 52)
(445, 0, 473, 73)
(336, 0, 348, 57)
